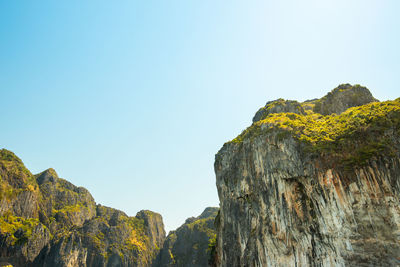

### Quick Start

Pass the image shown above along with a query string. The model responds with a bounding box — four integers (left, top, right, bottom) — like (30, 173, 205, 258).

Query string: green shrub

(230, 99, 400, 168)
(0, 213, 40, 245)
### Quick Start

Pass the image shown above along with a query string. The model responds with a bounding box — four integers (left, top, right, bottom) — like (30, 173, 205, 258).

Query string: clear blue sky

(1, 1, 399, 231)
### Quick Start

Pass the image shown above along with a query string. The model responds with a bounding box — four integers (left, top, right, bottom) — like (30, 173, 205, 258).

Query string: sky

(0, 0, 399, 232)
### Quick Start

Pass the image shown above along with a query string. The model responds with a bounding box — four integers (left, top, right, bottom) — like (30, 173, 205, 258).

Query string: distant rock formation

(214, 84, 400, 266)
(3, 82, 394, 267)
(155, 207, 218, 267)
(0, 149, 165, 266)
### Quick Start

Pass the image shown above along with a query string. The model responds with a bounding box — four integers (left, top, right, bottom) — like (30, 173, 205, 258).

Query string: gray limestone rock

(253, 99, 306, 123)
(313, 83, 378, 115)
(0, 149, 166, 267)
(214, 87, 400, 266)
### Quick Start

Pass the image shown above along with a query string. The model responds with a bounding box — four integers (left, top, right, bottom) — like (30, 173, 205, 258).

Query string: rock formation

(155, 207, 218, 267)
(214, 84, 400, 266)
(0, 149, 165, 267)
(253, 99, 306, 123)
(2, 82, 398, 267)
(312, 83, 378, 115)
(0, 148, 219, 267)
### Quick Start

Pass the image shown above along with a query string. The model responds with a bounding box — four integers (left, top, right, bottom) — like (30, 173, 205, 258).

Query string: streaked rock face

(214, 85, 400, 266)
(35, 206, 166, 267)
(215, 135, 400, 266)
(0, 149, 165, 267)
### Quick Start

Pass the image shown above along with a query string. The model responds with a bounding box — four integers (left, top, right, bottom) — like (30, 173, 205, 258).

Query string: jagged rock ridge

(0, 150, 165, 267)
(214, 84, 400, 266)
(155, 207, 218, 267)
(253, 83, 378, 123)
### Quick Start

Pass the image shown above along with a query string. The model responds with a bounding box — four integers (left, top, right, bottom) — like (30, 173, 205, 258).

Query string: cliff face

(155, 207, 218, 267)
(0, 150, 165, 267)
(35, 206, 165, 267)
(214, 85, 400, 266)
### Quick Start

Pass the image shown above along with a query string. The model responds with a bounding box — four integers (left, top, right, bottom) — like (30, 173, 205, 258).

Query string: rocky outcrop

(0, 151, 39, 220)
(0, 149, 165, 267)
(0, 150, 48, 265)
(253, 99, 306, 122)
(312, 83, 378, 115)
(35, 205, 165, 267)
(137, 210, 166, 255)
(37, 168, 97, 233)
(214, 85, 400, 266)
(155, 207, 218, 267)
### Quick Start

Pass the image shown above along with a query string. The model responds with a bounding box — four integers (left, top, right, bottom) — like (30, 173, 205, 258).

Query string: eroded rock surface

(253, 99, 306, 122)
(0, 149, 165, 267)
(312, 83, 378, 115)
(215, 85, 400, 266)
(155, 207, 218, 267)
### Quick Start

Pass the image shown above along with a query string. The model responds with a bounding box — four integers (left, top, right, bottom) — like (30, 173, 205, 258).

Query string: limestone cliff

(155, 207, 218, 267)
(214, 84, 400, 266)
(0, 149, 165, 267)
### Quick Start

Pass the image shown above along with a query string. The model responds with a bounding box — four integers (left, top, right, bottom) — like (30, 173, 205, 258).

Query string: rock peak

(0, 148, 24, 164)
(252, 84, 379, 123)
(36, 168, 59, 184)
(252, 99, 305, 122)
(198, 207, 219, 219)
(313, 83, 378, 115)
(217, 87, 400, 266)
(156, 207, 218, 267)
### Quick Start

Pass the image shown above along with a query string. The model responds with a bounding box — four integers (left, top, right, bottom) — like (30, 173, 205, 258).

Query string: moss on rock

(230, 86, 399, 170)
(0, 213, 41, 245)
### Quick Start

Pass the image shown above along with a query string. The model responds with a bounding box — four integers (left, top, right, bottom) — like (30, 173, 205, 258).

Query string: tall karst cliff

(214, 84, 400, 266)
(0, 149, 165, 267)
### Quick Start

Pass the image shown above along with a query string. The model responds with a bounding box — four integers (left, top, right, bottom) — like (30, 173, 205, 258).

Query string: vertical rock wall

(215, 135, 400, 266)
(214, 86, 400, 266)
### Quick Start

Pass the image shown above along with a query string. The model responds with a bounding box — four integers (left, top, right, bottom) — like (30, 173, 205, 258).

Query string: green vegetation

(0, 149, 38, 198)
(186, 217, 216, 239)
(0, 149, 24, 164)
(0, 149, 34, 182)
(87, 231, 106, 250)
(0, 149, 160, 265)
(53, 202, 84, 215)
(231, 122, 266, 143)
(54, 179, 79, 196)
(254, 98, 305, 122)
(0, 182, 36, 202)
(264, 98, 286, 110)
(207, 235, 217, 266)
(230, 99, 400, 168)
(0, 180, 21, 201)
(42, 178, 92, 220)
(207, 235, 216, 252)
(44, 168, 58, 178)
(125, 217, 149, 252)
(0, 213, 40, 245)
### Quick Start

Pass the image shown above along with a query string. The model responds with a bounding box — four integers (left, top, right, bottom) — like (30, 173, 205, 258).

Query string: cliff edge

(214, 84, 400, 266)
